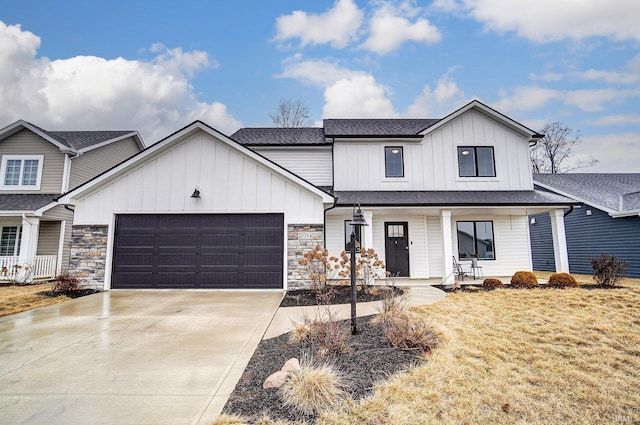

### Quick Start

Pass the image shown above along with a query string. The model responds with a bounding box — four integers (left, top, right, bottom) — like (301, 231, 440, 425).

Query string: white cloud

(454, 0, 640, 43)
(564, 87, 640, 112)
(273, 0, 364, 49)
(323, 75, 397, 118)
(578, 132, 640, 173)
(0, 21, 241, 144)
(575, 54, 640, 85)
(276, 54, 363, 87)
(406, 74, 467, 117)
(492, 86, 560, 112)
(359, 2, 442, 55)
(591, 114, 640, 126)
(529, 72, 563, 82)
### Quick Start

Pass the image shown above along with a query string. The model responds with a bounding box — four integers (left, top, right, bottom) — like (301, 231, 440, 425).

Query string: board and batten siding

(0, 129, 65, 193)
(250, 146, 333, 187)
(72, 131, 326, 225)
(333, 110, 533, 191)
(531, 207, 640, 278)
(68, 137, 142, 190)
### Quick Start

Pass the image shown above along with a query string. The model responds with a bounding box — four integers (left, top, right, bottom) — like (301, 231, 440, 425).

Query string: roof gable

(0, 120, 144, 153)
(421, 100, 543, 140)
(58, 121, 333, 204)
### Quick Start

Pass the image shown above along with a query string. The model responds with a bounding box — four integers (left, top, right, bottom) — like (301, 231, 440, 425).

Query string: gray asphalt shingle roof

(333, 190, 577, 207)
(50, 130, 135, 150)
(323, 119, 440, 137)
(0, 194, 59, 211)
(534, 173, 640, 213)
(231, 128, 327, 146)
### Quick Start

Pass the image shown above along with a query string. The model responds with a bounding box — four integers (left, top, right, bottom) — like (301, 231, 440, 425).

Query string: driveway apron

(0, 290, 283, 425)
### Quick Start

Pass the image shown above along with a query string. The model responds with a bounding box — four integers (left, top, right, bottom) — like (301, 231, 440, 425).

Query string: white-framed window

(0, 226, 22, 256)
(456, 221, 495, 260)
(0, 155, 44, 190)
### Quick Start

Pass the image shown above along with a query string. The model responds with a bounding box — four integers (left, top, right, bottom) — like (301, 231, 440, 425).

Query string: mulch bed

(433, 283, 627, 293)
(280, 285, 404, 307)
(37, 289, 102, 298)
(222, 314, 423, 424)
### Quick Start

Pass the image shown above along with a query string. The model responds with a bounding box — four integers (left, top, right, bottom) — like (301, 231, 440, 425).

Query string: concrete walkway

(0, 285, 445, 425)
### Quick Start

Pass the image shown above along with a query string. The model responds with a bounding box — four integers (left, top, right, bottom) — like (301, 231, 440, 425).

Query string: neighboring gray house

(58, 101, 577, 290)
(0, 120, 144, 281)
(530, 173, 640, 278)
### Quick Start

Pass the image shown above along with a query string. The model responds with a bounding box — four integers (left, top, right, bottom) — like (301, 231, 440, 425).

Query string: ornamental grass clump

(482, 278, 504, 288)
(279, 361, 348, 415)
(548, 272, 580, 288)
(510, 271, 539, 288)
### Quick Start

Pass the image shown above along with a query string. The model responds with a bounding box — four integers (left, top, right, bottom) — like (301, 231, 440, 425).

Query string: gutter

(563, 205, 574, 217)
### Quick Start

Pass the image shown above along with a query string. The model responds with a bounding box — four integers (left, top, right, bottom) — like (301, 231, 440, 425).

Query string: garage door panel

(112, 214, 284, 289)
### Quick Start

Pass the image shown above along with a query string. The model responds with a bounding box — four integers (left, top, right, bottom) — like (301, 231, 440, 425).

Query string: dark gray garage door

(111, 214, 284, 289)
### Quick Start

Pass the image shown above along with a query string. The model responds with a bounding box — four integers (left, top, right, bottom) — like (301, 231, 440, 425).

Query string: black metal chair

(452, 256, 468, 281)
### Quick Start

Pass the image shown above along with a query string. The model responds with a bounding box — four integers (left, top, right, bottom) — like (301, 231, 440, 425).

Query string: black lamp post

(348, 203, 368, 334)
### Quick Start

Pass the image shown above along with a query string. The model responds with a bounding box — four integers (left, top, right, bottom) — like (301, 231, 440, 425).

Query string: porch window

(344, 220, 363, 252)
(1, 156, 43, 189)
(0, 226, 22, 256)
(457, 221, 494, 260)
(385, 146, 404, 177)
(457, 147, 495, 177)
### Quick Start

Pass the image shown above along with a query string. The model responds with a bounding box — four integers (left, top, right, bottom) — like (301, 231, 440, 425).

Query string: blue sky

(1, 0, 639, 172)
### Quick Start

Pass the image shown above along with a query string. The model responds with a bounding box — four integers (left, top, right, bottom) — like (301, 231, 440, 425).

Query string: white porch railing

(0, 255, 58, 281)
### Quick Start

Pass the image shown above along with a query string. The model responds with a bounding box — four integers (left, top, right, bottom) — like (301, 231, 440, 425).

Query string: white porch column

(441, 210, 454, 284)
(550, 209, 570, 273)
(363, 210, 373, 249)
(19, 215, 40, 265)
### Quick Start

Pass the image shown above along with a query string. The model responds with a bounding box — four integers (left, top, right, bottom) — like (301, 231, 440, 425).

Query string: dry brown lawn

(0, 282, 68, 317)
(316, 275, 640, 425)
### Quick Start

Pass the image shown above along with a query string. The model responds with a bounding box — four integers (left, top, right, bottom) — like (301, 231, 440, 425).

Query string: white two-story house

(0, 120, 144, 281)
(58, 100, 575, 290)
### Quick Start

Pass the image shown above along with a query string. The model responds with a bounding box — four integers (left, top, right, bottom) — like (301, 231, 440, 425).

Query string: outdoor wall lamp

(191, 186, 201, 198)
(348, 203, 368, 334)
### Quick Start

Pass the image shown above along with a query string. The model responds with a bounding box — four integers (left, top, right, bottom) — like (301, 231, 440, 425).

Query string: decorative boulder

(262, 357, 301, 388)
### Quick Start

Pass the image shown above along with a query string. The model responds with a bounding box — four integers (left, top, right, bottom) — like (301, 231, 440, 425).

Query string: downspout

(563, 205, 574, 217)
(323, 196, 338, 247)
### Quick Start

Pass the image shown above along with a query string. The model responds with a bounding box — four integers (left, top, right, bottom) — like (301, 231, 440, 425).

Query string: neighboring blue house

(530, 173, 640, 278)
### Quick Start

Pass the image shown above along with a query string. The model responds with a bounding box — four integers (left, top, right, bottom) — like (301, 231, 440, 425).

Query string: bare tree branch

(530, 122, 598, 173)
(268, 98, 312, 128)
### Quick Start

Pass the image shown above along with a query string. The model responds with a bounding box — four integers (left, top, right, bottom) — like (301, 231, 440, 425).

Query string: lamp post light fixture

(348, 203, 368, 335)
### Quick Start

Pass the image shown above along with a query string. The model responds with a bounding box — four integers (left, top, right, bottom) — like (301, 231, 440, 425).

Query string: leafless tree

(530, 122, 598, 173)
(269, 98, 312, 128)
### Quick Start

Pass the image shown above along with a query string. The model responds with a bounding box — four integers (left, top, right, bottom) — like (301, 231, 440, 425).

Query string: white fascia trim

(0, 120, 71, 151)
(75, 131, 145, 154)
(610, 210, 640, 218)
(58, 122, 334, 205)
(34, 202, 60, 216)
(421, 100, 540, 140)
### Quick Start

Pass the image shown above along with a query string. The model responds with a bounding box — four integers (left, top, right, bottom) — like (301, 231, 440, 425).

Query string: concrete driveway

(0, 290, 283, 425)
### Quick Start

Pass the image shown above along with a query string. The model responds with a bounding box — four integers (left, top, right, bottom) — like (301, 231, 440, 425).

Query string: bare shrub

(510, 271, 539, 288)
(381, 312, 438, 353)
(548, 273, 579, 288)
(51, 271, 81, 294)
(279, 360, 348, 415)
(590, 254, 628, 286)
(482, 278, 504, 288)
(289, 309, 352, 358)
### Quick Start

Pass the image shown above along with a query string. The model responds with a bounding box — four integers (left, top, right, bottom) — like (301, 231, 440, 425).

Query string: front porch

(0, 255, 58, 282)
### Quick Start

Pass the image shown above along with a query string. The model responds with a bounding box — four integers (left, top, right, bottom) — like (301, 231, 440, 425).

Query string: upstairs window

(458, 147, 495, 177)
(344, 220, 363, 252)
(385, 146, 404, 177)
(1, 156, 43, 189)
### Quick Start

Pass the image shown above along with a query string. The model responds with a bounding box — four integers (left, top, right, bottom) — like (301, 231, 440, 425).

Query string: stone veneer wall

(287, 224, 324, 289)
(69, 225, 108, 290)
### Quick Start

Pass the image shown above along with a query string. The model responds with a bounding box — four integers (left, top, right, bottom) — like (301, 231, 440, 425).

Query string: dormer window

(0, 155, 43, 190)
(458, 147, 495, 177)
(385, 146, 404, 178)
